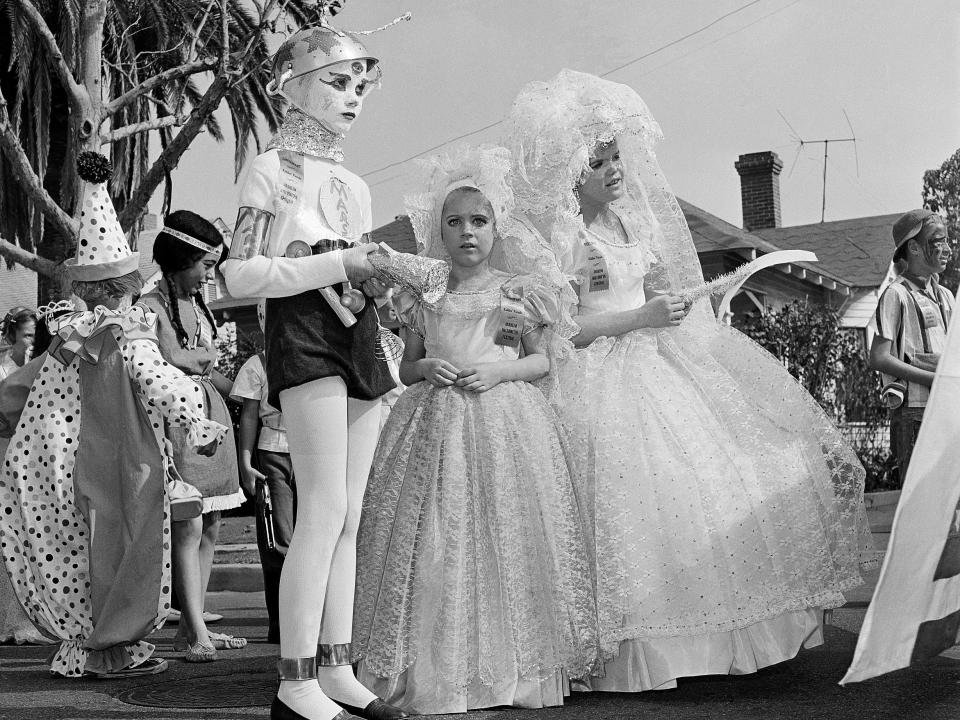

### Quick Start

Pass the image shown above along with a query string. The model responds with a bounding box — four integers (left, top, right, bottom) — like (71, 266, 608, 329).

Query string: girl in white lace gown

(353, 146, 599, 714)
(506, 70, 877, 692)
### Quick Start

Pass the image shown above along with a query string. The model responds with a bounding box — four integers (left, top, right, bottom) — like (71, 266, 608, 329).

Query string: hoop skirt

(353, 276, 600, 714)
(556, 226, 876, 691)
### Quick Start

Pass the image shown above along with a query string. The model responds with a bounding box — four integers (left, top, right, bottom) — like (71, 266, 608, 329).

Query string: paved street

(4, 499, 960, 719)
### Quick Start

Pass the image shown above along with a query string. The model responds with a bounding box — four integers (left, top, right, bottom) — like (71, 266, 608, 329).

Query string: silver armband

(229, 207, 274, 260)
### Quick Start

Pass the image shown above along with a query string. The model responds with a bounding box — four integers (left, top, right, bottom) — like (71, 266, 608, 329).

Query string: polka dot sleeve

(121, 337, 227, 448)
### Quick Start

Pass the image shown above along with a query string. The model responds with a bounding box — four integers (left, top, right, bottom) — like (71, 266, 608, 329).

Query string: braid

(193, 291, 219, 341)
(163, 273, 191, 348)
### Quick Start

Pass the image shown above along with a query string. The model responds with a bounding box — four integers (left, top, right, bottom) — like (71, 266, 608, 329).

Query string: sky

(164, 0, 960, 232)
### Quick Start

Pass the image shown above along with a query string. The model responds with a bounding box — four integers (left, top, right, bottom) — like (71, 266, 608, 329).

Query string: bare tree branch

(104, 58, 217, 115)
(117, 73, 232, 230)
(0, 91, 79, 241)
(188, 0, 218, 59)
(101, 114, 188, 144)
(0, 234, 59, 278)
(220, 0, 230, 72)
(13, 0, 88, 113)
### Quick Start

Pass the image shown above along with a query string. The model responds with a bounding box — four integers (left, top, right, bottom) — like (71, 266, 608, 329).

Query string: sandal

(178, 640, 217, 663)
(208, 631, 247, 650)
(84, 657, 169, 679)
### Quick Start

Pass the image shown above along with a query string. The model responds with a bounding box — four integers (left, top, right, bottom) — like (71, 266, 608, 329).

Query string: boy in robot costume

(222, 19, 405, 720)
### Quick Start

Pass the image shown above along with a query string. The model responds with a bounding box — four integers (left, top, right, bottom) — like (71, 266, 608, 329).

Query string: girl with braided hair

(138, 209, 246, 663)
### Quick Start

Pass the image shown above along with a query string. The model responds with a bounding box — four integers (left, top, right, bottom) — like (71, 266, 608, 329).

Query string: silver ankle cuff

(316, 642, 352, 666)
(277, 656, 317, 680)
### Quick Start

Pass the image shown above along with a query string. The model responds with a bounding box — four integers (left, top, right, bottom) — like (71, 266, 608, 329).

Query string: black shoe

(336, 698, 408, 720)
(271, 696, 360, 720)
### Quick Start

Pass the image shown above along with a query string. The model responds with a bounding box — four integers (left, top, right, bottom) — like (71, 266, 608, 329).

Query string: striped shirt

(874, 275, 955, 407)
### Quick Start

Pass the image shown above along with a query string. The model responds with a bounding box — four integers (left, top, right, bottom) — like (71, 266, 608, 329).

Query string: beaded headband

(161, 227, 220, 255)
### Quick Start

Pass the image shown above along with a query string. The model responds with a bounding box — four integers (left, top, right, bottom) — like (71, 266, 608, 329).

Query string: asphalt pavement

(5, 496, 959, 720)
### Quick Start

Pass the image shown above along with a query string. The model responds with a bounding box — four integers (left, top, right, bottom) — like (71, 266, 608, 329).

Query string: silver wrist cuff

(230, 206, 274, 260)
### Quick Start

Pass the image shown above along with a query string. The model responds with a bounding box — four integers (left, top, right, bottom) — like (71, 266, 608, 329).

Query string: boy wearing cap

(869, 208, 954, 476)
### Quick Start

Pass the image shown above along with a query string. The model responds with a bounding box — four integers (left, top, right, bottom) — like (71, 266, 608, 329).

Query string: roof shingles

(754, 214, 902, 288)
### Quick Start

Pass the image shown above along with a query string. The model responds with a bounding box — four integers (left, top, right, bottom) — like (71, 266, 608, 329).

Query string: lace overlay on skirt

(559, 324, 876, 649)
(353, 380, 601, 714)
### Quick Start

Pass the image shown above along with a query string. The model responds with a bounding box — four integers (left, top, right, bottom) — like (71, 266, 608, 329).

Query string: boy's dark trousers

(255, 449, 296, 643)
(890, 405, 925, 480)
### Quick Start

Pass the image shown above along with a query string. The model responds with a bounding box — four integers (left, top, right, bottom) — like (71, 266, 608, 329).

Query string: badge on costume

(319, 176, 363, 240)
(914, 294, 942, 330)
(494, 287, 526, 348)
(583, 238, 610, 292)
(278, 151, 305, 209)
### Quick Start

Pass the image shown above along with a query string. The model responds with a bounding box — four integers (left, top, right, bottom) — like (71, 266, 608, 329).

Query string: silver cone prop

(369, 243, 448, 304)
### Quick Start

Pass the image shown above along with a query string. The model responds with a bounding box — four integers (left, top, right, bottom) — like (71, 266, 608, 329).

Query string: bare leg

(199, 511, 221, 602)
(171, 517, 211, 648)
(318, 397, 382, 708)
(275, 378, 351, 720)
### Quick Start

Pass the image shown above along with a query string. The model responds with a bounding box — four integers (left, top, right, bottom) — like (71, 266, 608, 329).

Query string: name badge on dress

(582, 239, 610, 292)
(494, 288, 526, 348)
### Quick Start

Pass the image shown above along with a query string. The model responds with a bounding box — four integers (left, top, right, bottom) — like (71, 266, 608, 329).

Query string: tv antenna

(778, 109, 859, 223)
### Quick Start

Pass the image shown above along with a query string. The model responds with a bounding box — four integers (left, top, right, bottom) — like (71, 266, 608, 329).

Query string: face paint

(285, 59, 374, 135)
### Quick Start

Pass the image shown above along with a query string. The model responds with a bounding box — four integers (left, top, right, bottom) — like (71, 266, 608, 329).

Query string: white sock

(277, 680, 342, 720)
(317, 665, 378, 709)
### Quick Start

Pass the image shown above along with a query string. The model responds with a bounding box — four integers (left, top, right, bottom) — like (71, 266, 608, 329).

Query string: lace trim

(267, 108, 344, 162)
(426, 275, 523, 320)
(584, 210, 639, 248)
(602, 582, 865, 643)
(201, 487, 245, 513)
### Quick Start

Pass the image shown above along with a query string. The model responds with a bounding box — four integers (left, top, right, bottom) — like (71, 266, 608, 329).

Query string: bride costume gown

(352, 146, 600, 714)
(506, 70, 878, 692)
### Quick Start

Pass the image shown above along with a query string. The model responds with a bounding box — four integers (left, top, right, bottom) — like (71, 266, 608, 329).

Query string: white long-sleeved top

(222, 149, 372, 299)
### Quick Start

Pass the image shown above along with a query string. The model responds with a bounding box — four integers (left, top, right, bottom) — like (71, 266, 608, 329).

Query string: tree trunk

(36, 88, 74, 303)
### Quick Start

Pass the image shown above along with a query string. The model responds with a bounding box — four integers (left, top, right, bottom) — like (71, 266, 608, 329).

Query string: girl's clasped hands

(417, 358, 501, 393)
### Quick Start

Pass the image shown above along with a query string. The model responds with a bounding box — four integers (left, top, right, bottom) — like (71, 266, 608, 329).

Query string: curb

(863, 489, 901, 509)
(210, 563, 263, 593)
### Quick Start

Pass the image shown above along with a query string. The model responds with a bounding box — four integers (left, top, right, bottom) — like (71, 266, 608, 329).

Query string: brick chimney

(734, 151, 783, 231)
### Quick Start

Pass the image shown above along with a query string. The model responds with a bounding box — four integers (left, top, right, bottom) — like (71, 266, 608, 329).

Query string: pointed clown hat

(66, 151, 140, 281)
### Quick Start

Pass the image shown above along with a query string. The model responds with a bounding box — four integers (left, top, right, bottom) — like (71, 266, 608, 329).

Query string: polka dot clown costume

(0, 152, 227, 678)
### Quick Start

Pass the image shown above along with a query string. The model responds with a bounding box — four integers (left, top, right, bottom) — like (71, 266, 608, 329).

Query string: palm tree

(0, 0, 323, 300)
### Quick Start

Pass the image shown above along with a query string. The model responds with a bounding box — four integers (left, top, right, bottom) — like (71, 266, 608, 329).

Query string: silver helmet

(267, 25, 378, 96)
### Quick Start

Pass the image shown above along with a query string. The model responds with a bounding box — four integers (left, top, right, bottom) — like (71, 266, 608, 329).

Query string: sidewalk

(7, 494, 960, 720)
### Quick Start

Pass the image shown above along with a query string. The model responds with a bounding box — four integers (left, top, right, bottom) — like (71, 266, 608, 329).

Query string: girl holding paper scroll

(221, 16, 405, 720)
(507, 70, 878, 692)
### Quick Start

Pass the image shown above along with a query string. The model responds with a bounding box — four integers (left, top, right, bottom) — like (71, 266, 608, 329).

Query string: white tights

(276, 377, 381, 719)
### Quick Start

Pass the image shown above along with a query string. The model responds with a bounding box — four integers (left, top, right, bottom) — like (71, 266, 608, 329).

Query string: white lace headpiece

(505, 69, 707, 311)
(405, 144, 515, 261)
(404, 144, 572, 296)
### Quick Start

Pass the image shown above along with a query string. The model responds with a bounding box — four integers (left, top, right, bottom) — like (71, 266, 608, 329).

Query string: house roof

(753, 213, 903, 288)
(679, 199, 850, 287)
(370, 215, 417, 254)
